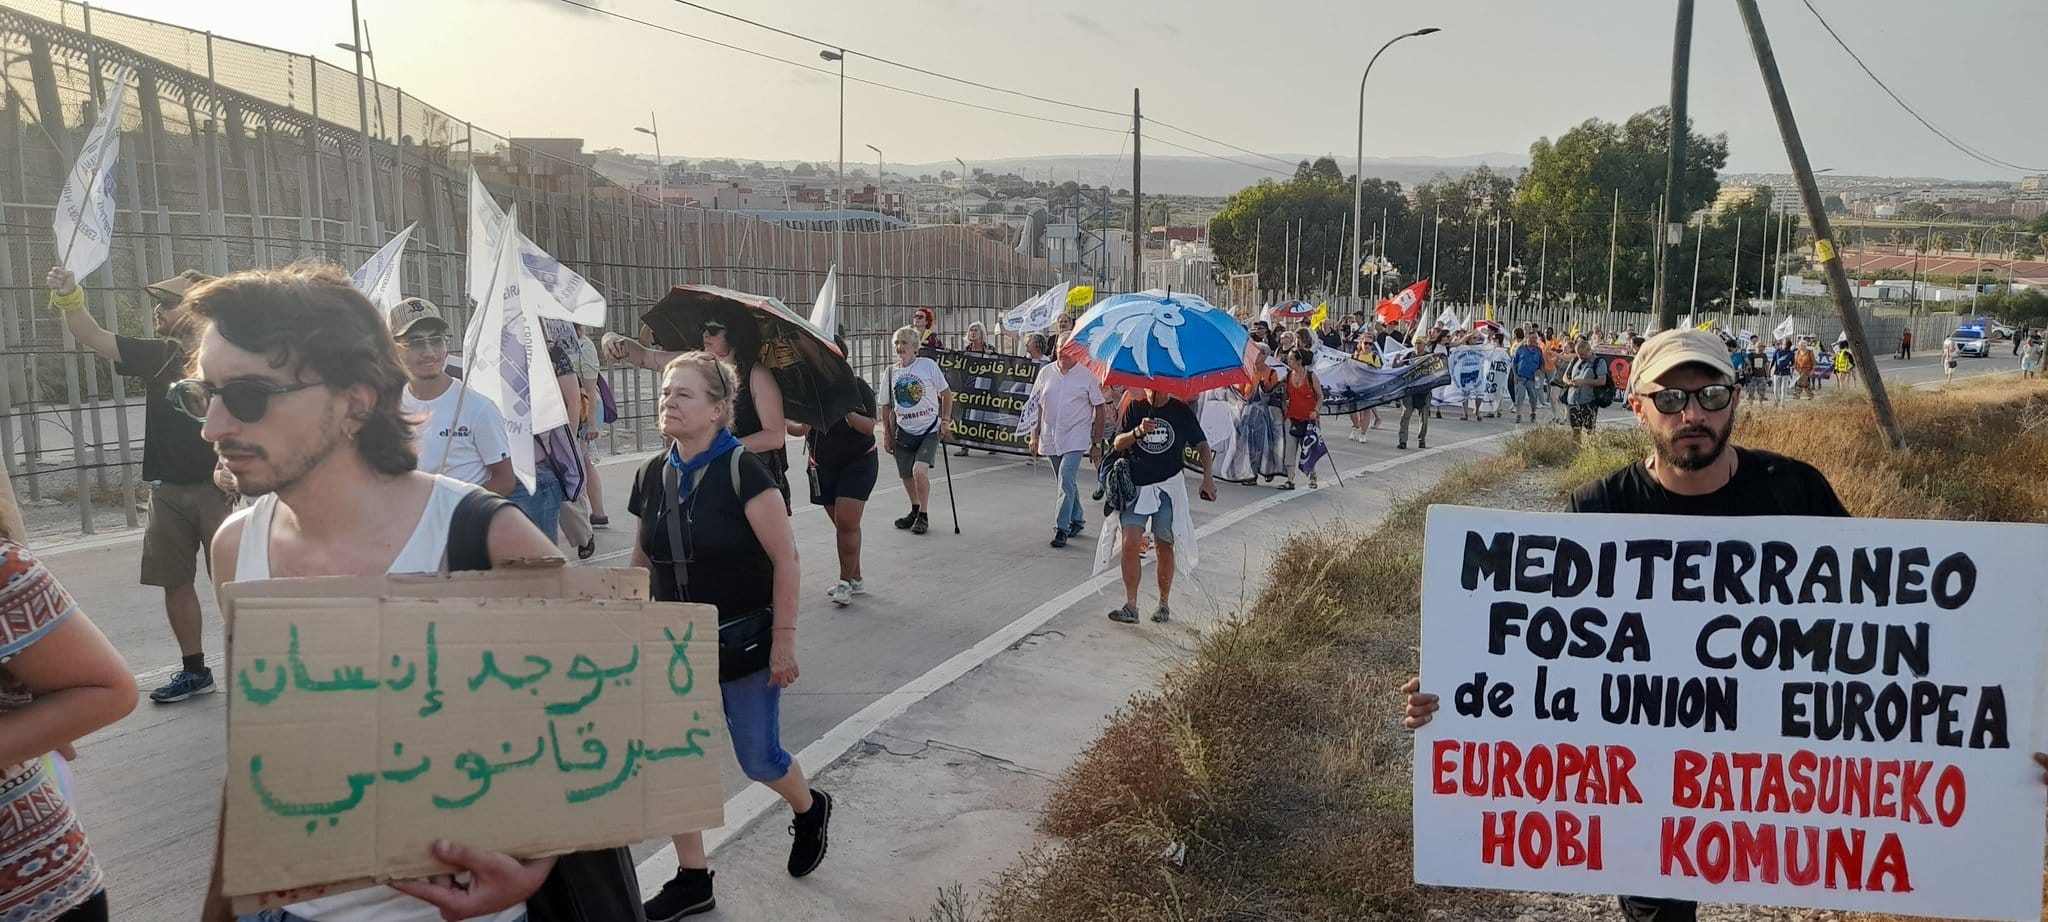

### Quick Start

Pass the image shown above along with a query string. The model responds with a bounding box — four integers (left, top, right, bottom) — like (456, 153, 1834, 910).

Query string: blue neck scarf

(667, 429, 743, 501)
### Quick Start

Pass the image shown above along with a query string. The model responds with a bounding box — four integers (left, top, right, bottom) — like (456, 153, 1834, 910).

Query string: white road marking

(633, 428, 1513, 892)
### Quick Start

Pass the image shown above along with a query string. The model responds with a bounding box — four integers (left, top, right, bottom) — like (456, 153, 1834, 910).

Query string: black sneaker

(149, 668, 217, 704)
(893, 509, 917, 530)
(789, 789, 834, 877)
(643, 867, 715, 921)
(1050, 529, 1068, 548)
(1108, 604, 1140, 624)
(911, 512, 929, 535)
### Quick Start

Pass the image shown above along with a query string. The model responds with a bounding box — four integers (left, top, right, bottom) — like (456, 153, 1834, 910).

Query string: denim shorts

(1118, 490, 1176, 544)
(721, 667, 794, 783)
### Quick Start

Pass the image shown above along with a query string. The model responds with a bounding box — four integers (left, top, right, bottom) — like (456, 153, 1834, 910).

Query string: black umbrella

(640, 284, 863, 428)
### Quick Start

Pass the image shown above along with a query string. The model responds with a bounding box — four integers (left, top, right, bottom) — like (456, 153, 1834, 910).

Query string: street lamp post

(864, 144, 883, 217)
(955, 157, 968, 222)
(819, 48, 846, 274)
(340, 0, 377, 238)
(634, 115, 663, 203)
(1352, 27, 1440, 314)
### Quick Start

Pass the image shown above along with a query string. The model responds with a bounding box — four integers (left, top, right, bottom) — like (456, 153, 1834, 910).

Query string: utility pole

(1130, 88, 1142, 292)
(1654, 0, 1695, 331)
(1735, 0, 1902, 449)
(350, 0, 378, 238)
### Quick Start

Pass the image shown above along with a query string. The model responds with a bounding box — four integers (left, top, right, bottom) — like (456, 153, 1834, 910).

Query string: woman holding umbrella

(607, 307, 791, 509)
(911, 307, 943, 350)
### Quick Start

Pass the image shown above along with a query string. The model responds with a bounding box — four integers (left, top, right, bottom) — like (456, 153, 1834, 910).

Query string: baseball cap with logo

(387, 297, 448, 337)
(1628, 329, 1737, 395)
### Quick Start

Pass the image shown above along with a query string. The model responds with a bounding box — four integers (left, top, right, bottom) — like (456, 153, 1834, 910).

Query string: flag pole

(437, 203, 518, 481)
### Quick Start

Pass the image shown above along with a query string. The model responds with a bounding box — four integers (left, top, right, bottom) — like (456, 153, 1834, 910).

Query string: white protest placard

(221, 588, 722, 907)
(1415, 506, 2048, 921)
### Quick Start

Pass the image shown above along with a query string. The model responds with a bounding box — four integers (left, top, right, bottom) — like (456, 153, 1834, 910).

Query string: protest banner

(220, 568, 722, 911)
(920, 346, 1040, 455)
(1415, 506, 2048, 921)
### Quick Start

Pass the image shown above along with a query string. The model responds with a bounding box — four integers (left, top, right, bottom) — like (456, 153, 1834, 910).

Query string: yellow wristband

(48, 286, 85, 313)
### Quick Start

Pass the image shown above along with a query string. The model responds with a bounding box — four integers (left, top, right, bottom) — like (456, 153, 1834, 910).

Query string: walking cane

(940, 428, 962, 534)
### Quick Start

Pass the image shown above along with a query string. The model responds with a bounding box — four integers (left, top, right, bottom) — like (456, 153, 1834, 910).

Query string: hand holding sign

(388, 841, 555, 921)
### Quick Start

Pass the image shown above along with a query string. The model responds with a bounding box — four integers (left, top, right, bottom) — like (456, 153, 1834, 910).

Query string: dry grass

(962, 380, 2048, 922)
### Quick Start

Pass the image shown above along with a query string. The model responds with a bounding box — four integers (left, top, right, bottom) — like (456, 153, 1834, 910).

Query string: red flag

(1376, 279, 1431, 325)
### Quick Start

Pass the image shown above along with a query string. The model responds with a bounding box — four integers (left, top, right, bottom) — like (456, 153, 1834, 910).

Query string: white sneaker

(827, 580, 853, 607)
(847, 577, 866, 596)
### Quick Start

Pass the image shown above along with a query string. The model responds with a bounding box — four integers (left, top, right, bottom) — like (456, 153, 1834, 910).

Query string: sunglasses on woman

(1644, 384, 1734, 415)
(701, 323, 727, 337)
(167, 378, 317, 424)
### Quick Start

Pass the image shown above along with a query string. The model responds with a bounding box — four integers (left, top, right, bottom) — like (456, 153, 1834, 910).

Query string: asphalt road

(32, 349, 1996, 919)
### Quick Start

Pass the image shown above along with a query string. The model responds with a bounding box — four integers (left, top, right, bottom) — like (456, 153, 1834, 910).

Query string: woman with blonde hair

(0, 456, 140, 922)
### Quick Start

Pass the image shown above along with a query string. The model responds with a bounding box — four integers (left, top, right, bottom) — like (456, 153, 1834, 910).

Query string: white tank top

(229, 474, 525, 922)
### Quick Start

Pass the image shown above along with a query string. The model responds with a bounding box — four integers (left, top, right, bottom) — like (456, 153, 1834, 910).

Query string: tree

(1823, 193, 1846, 214)
(1413, 166, 1520, 304)
(1209, 166, 1414, 301)
(792, 162, 817, 177)
(1513, 106, 1728, 310)
(1930, 231, 1954, 255)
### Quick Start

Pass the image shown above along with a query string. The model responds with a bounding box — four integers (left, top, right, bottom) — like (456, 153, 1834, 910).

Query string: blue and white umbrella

(1060, 291, 1255, 400)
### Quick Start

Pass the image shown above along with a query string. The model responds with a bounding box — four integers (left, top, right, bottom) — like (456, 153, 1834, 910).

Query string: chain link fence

(1, 0, 1063, 535)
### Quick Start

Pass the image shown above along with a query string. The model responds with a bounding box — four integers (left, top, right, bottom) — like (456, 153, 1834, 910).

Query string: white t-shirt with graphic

(888, 357, 951, 436)
(404, 382, 511, 486)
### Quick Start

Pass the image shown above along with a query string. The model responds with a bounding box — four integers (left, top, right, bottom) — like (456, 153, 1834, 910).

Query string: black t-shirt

(115, 335, 215, 485)
(626, 449, 781, 617)
(731, 372, 788, 476)
(1118, 397, 1206, 487)
(808, 379, 877, 469)
(1568, 447, 1848, 518)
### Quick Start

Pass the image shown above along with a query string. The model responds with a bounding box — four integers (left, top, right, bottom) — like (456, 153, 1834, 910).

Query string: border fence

(0, 0, 1060, 534)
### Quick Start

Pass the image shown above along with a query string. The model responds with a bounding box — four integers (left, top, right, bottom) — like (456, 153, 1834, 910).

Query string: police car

(1944, 324, 1989, 358)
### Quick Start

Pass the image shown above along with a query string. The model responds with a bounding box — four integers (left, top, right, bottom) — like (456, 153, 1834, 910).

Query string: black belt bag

(892, 425, 931, 455)
(663, 452, 776, 683)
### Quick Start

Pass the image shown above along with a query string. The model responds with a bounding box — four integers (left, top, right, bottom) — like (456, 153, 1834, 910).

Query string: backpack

(441, 487, 651, 921)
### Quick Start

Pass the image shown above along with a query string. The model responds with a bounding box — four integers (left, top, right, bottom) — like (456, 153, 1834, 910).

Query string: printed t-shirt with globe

(889, 356, 951, 437)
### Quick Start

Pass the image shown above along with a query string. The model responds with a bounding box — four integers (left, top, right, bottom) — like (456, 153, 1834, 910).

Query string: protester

(519, 320, 592, 553)
(1833, 341, 1858, 389)
(44, 265, 231, 705)
(1897, 328, 1913, 360)
(1102, 389, 1217, 624)
(628, 353, 830, 921)
(181, 263, 639, 922)
(954, 322, 998, 457)
(1509, 330, 1546, 424)
(1399, 328, 1862, 922)
(797, 348, 878, 606)
(387, 297, 515, 495)
(1239, 342, 1288, 481)
(1281, 348, 1322, 491)
(1741, 340, 1772, 402)
(607, 311, 790, 509)
(1031, 334, 1108, 547)
(1562, 340, 1610, 438)
(910, 307, 943, 350)
(1792, 337, 1818, 398)
(568, 324, 609, 530)
(1772, 337, 1797, 401)
(0, 455, 138, 922)
(2024, 334, 2045, 380)
(881, 326, 953, 535)
(1943, 336, 1959, 384)
(1023, 332, 1051, 366)
(1394, 347, 1432, 451)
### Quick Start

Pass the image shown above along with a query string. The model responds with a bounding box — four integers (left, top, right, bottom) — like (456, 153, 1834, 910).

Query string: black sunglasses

(168, 378, 317, 424)
(701, 323, 727, 337)
(1644, 384, 1735, 415)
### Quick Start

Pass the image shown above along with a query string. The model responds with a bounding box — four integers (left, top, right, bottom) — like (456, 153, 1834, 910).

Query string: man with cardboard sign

(1397, 332, 2048, 920)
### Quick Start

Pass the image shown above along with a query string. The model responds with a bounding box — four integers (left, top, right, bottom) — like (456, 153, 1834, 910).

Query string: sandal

(576, 536, 597, 560)
(1278, 481, 1297, 491)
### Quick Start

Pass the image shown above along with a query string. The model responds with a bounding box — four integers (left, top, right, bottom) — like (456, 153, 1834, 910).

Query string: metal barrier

(0, 0, 1063, 533)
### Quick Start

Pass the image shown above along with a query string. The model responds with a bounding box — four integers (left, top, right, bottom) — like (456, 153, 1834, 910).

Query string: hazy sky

(71, 0, 2048, 182)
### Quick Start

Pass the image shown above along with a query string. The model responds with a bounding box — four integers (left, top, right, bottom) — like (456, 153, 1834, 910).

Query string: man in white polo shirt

(1032, 333, 1107, 548)
(389, 298, 516, 494)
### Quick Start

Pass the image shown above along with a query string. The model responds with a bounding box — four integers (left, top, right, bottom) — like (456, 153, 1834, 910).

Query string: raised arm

(46, 267, 119, 361)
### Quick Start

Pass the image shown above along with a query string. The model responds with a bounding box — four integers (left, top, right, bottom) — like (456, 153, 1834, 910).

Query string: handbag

(662, 450, 776, 683)
(892, 424, 930, 455)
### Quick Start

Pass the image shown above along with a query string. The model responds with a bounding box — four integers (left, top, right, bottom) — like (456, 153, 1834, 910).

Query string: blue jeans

(1054, 451, 1086, 533)
(507, 464, 564, 543)
(721, 667, 794, 783)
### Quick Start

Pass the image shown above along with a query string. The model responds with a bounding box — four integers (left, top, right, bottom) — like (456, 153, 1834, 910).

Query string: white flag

(808, 266, 840, 340)
(52, 67, 132, 280)
(465, 205, 570, 492)
(350, 222, 416, 313)
(1437, 306, 1458, 328)
(467, 170, 606, 325)
(1002, 282, 1069, 334)
(1772, 315, 1796, 341)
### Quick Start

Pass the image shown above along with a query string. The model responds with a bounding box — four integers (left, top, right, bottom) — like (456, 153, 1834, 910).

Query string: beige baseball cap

(143, 269, 214, 306)
(387, 297, 447, 337)
(1629, 329, 1736, 394)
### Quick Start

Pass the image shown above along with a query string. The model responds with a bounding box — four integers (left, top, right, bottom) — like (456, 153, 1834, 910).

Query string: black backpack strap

(662, 462, 689, 600)
(445, 486, 514, 573)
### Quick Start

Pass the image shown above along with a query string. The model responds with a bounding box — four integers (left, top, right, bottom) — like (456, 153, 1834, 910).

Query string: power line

(556, 0, 1125, 135)
(651, 0, 1128, 119)
(1144, 133, 1293, 178)
(1145, 118, 1301, 171)
(1799, 0, 2046, 174)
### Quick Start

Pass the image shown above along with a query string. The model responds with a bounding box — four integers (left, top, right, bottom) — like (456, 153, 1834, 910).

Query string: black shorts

(811, 450, 879, 505)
